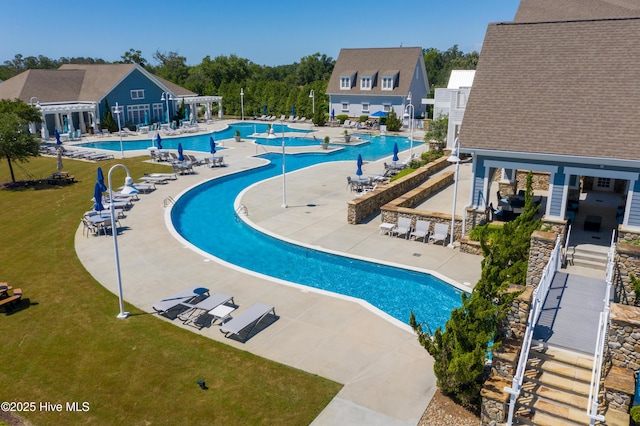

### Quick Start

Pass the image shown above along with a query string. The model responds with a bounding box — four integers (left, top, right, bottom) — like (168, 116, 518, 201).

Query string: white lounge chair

(410, 220, 431, 243)
(177, 292, 235, 328)
(152, 286, 210, 315)
(391, 217, 412, 239)
(220, 303, 276, 341)
(429, 223, 449, 245)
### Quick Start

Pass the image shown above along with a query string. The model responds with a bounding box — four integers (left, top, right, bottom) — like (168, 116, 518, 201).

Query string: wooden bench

(47, 173, 75, 185)
(0, 294, 21, 313)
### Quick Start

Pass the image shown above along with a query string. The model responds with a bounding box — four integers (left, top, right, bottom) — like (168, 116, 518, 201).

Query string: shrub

(336, 114, 348, 124)
(385, 109, 402, 132)
(631, 405, 640, 422)
(468, 224, 502, 244)
(358, 115, 368, 122)
(389, 168, 415, 181)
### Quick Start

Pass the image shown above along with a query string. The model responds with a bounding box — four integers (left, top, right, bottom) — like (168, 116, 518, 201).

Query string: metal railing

(587, 229, 616, 425)
(234, 204, 248, 222)
(505, 235, 562, 425)
(163, 196, 175, 207)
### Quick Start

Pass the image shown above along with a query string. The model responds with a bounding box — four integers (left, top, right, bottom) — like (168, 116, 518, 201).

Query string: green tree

(411, 173, 540, 410)
(425, 113, 449, 148)
(0, 100, 42, 183)
(101, 100, 117, 133)
(385, 109, 402, 131)
(120, 49, 147, 67)
(152, 50, 189, 85)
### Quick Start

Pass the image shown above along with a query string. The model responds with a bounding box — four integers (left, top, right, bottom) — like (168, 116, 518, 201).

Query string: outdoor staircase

(511, 343, 596, 426)
(567, 246, 608, 270)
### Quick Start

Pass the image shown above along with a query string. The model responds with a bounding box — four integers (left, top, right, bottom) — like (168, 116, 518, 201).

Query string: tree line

(0, 46, 478, 119)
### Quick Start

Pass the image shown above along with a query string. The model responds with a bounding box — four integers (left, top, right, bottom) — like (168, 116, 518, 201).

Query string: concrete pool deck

(75, 122, 482, 426)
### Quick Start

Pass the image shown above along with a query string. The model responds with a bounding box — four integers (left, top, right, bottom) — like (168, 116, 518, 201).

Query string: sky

(1, 0, 520, 67)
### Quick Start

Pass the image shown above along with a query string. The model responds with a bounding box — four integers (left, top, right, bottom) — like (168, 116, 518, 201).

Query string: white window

(340, 77, 351, 90)
(383, 104, 391, 112)
(152, 103, 164, 122)
(456, 91, 467, 108)
(127, 104, 150, 125)
(382, 77, 394, 90)
(360, 77, 371, 90)
(596, 177, 612, 190)
(130, 89, 145, 100)
(362, 103, 370, 113)
(341, 102, 349, 112)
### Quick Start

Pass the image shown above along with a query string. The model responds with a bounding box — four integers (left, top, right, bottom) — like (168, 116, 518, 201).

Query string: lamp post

(447, 137, 461, 248)
(240, 88, 245, 121)
(160, 92, 173, 124)
(107, 164, 139, 319)
(114, 102, 124, 158)
(266, 122, 287, 207)
(309, 89, 315, 115)
(405, 92, 415, 158)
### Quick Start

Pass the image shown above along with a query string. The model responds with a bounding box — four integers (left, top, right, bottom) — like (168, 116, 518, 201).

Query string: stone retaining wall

(525, 230, 557, 289)
(346, 156, 451, 224)
(379, 172, 460, 242)
(613, 242, 640, 305)
(501, 286, 532, 341)
(609, 303, 640, 371)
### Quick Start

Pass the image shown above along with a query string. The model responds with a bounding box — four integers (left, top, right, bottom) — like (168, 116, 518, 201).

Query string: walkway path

(75, 123, 482, 425)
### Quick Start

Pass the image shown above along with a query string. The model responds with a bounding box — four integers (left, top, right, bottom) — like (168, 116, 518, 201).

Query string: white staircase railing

(587, 229, 616, 425)
(505, 235, 562, 425)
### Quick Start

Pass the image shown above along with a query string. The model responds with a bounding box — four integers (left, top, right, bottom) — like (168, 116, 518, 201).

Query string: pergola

(36, 102, 98, 139)
(177, 95, 223, 122)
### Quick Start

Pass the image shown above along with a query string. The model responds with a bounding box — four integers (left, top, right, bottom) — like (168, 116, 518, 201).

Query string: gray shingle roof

(459, 17, 640, 162)
(0, 64, 195, 104)
(326, 47, 423, 95)
(515, 0, 640, 22)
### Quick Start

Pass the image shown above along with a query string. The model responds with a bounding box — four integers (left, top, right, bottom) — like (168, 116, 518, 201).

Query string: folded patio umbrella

(393, 142, 399, 162)
(55, 130, 61, 147)
(210, 136, 216, 155)
(156, 134, 162, 150)
(178, 143, 184, 161)
(93, 181, 104, 212)
(356, 154, 363, 176)
(57, 150, 63, 172)
(96, 167, 107, 191)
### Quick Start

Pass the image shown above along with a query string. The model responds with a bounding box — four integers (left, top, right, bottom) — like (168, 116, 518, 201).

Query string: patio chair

(220, 303, 277, 341)
(391, 217, 412, 239)
(177, 292, 235, 328)
(152, 286, 210, 315)
(410, 220, 431, 243)
(429, 223, 449, 245)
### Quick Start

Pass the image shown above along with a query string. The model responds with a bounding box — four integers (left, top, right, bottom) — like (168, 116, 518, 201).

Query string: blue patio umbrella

(54, 130, 62, 147)
(331, 108, 335, 120)
(210, 136, 216, 154)
(356, 154, 363, 176)
(96, 167, 107, 192)
(291, 106, 295, 117)
(177, 142, 184, 161)
(156, 133, 163, 150)
(371, 111, 387, 117)
(392, 142, 399, 162)
(93, 181, 104, 212)
(263, 105, 267, 115)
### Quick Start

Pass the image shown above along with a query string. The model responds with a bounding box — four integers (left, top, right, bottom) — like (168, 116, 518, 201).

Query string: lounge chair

(410, 220, 431, 243)
(220, 303, 276, 341)
(391, 217, 412, 239)
(429, 223, 449, 245)
(152, 286, 210, 315)
(342, 120, 351, 128)
(177, 292, 235, 328)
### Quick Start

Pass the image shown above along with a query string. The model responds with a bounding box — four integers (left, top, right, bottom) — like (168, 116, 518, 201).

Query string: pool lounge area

(74, 122, 482, 425)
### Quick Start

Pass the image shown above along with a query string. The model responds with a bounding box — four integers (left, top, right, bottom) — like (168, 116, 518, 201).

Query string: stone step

(520, 382, 589, 410)
(529, 344, 594, 370)
(523, 369, 591, 395)
(568, 247, 608, 269)
(527, 358, 592, 383)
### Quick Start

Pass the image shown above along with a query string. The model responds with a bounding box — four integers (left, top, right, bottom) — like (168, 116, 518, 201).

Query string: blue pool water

(172, 133, 464, 328)
(77, 123, 310, 152)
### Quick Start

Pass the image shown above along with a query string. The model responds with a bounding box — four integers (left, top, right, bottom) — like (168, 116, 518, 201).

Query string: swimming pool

(77, 123, 310, 152)
(171, 133, 464, 329)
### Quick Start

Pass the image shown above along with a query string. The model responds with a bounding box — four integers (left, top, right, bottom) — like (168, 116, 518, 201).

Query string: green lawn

(0, 155, 341, 425)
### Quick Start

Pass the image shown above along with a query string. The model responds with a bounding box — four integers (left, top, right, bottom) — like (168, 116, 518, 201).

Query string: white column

(218, 101, 223, 119)
(205, 103, 211, 121)
(54, 113, 62, 132)
(79, 111, 87, 133)
(67, 110, 74, 132)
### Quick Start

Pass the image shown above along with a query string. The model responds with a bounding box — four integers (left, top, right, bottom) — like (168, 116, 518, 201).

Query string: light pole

(240, 88, 245, 121)
(405, 92, 415, 159)
(266, 122, 287, 207)
(160, 92, 173, 124)
(309, 89, 315, 115)
(107, 164, 139, 319)
(114, 102, 124, 158)
(447, 137, 461, 248)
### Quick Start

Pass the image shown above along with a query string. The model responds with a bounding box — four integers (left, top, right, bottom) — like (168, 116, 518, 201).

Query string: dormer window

(382, 77, 393, 90)
(361, 77, 371, 90)
(340, 77, 351, 89)
(360, 71, 377, 91)
(381, 70, 398, 91)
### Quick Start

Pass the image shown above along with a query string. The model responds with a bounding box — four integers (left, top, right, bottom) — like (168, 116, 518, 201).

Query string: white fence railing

(505, 235, 562, 425)
(586, 229, 616, 425)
